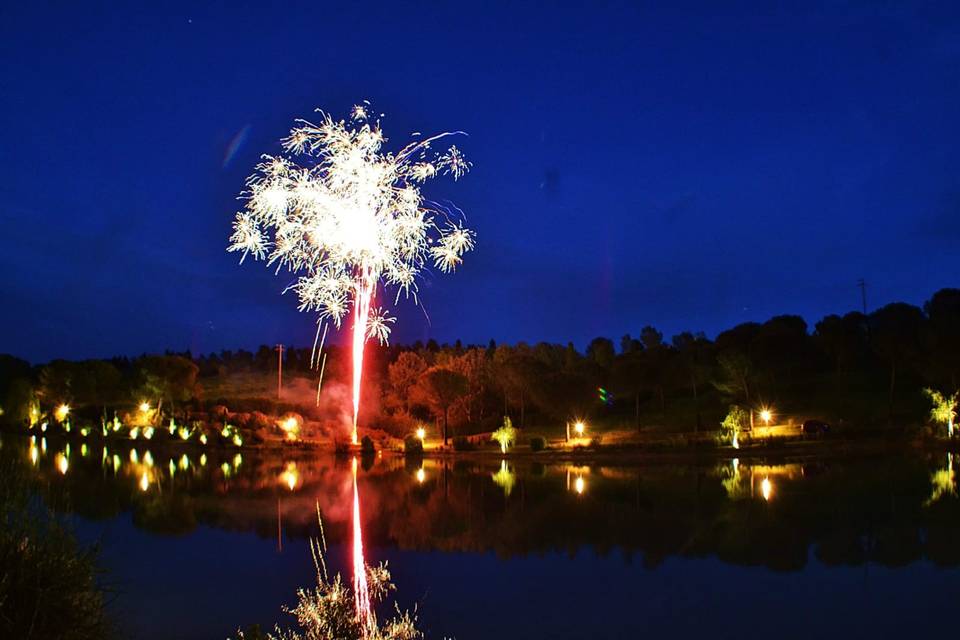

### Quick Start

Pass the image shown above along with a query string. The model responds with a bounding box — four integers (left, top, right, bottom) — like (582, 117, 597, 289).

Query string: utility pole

(275, 344, 284, 399)
(857, 278, 868, 315)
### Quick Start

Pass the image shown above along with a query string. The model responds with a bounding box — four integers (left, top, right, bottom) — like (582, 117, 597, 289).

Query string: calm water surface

(6, 435, 960, 639)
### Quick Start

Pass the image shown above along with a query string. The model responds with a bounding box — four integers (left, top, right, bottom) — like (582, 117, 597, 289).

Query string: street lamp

(416, 426, 426, 441)
(574, 421, 586, 437)
(139, 401, 151, 413)
(759, 408, 772, 425)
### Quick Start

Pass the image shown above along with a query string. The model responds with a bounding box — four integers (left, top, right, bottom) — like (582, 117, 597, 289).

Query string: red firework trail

(350, 277, 375, 445)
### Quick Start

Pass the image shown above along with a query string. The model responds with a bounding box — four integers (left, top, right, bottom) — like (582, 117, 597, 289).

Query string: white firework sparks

(227, 103, 475, 328)
(228, 102, 475, 441)
(366, 307, 396, 345)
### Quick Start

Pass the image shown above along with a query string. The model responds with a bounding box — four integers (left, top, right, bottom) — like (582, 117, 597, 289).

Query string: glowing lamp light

(280, 416, 299, 441)
(139, 401, 151, 413)
(29, 444, 38, 465)
(760, 408, 772, 425)
(574, 421, 586, 436)
(55, 404, 70, 422)
(761, 477, 773, 502)
(416, 427, 426, 441)
(415, 468, 426, 484)
(139, 472, 149, 492)
(56, 453, 68, 475)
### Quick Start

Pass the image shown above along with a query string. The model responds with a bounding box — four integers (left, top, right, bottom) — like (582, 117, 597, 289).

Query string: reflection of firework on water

(228, 102, 474, 443)
(352, 458, 372, 632)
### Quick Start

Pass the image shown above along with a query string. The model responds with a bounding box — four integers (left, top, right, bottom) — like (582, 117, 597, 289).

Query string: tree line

(2, 288, 959, 438)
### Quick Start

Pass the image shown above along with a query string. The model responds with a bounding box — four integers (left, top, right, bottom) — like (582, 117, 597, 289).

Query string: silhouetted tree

(413, 367, 468, 444)
(869, 303, 925, 419)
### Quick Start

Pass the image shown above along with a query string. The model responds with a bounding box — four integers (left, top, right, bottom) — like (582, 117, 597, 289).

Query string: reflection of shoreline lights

(139, 472, 149, 492)
(227, 104, 474, 446)
(491, 460, 516, 497)
(761, 477, 773, 501)
(926, 453, 957, 505)
(29, 442, 38, 465)
(732, 433, 739, 449)
(415, 467, 426, 484)
(179, 454, 190, 471)
(574, 476, 586, 495)
(56, 452, 68, 475)
(351, 457, 373, 631)
(130, 449, 139, 464)
(280, 462, 299, 491)
(200, 453, 207, 467)
(144, 451, 154, 467)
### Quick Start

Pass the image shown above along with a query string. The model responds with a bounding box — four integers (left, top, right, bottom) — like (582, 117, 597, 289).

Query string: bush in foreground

(0, 455, 110, 640)
(235, 520, 435, 640)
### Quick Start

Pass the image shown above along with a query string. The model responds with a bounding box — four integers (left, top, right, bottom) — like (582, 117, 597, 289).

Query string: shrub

(529, 436, 546, 452)
(403, 435, 423, 455)
(360, 435, 376, 454)
(490, 416, 517, 453)
(452, 436, 476, 451)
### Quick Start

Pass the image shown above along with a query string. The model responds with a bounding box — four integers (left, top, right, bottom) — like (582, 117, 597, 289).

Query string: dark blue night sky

(3, 1, 960, 362)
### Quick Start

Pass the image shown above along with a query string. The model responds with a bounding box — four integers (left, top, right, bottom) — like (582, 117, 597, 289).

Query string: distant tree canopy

(5, 287, 960, 434)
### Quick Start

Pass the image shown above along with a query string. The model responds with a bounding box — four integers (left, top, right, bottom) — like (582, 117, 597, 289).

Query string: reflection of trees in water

(9, 436, 960, 572)
(926, 454, 956, 506)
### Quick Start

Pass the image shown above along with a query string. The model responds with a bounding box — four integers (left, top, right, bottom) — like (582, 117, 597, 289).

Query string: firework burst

(228, 102, 474, 442)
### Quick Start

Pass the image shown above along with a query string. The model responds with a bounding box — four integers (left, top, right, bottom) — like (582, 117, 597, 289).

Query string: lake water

(5, 435, 959, 639)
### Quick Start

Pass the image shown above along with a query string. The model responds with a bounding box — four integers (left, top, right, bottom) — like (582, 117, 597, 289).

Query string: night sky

(3, 1, 960, 363)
